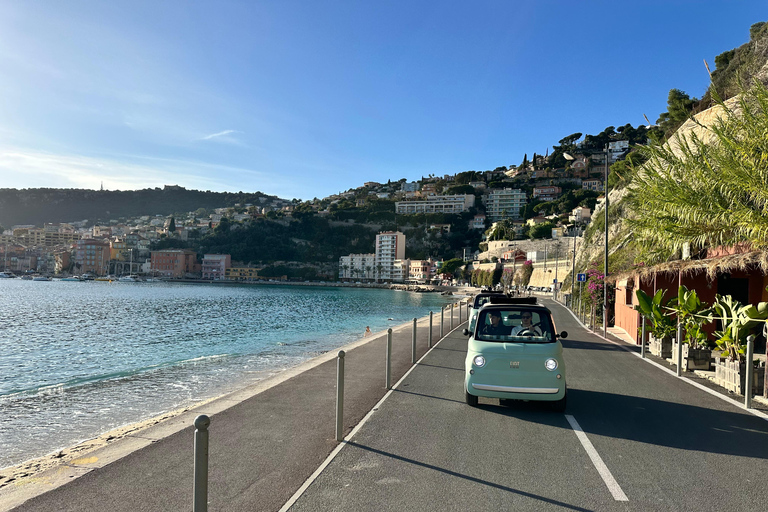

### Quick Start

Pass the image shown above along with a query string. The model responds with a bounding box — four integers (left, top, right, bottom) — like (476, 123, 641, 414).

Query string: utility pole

(604, 144, 609, 338)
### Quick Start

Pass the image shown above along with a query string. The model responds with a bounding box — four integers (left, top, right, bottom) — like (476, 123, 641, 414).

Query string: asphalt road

(289, 298, 768, 511)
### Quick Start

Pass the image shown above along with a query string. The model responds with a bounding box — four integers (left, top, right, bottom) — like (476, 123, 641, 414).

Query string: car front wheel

(465, 388, 478, 407)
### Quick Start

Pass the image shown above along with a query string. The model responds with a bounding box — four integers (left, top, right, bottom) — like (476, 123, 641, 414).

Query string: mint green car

(463, 298, 568, 411)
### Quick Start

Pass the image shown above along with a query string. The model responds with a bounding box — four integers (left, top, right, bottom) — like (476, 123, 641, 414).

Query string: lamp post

(603, 144, 609, 338)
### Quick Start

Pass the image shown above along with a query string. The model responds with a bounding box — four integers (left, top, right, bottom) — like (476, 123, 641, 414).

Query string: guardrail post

(459, 302, 463, 324)
(676, 323, 683, 376)
(641, 316, 647, 359)
(429, 311, 433, 348)
(440, 306, 444, 338)
(336, 350, 345, 441)
(745, 335, 755, 409)
(450, 303, 454, 329)
(193, 415, 210, 512)
(412, 318, 417, 363)
(386, 328, 392, 389)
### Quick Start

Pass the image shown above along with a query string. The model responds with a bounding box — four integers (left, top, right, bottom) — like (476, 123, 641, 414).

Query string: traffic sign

(577, 273, 587, 282)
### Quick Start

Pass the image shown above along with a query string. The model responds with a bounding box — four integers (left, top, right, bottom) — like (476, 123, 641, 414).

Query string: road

(288, 298, 768, 511)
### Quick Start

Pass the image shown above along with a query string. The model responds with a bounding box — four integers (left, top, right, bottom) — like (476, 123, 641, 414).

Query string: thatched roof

(611, 250, 768, 284)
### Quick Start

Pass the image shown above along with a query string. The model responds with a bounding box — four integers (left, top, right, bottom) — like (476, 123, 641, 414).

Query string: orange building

(75, 239, 111, 275)
(151, 249, 200, 278)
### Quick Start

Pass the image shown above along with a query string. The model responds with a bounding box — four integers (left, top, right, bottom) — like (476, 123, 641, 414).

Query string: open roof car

(463, 297, 568, 411)
(467, 291, 506, 333)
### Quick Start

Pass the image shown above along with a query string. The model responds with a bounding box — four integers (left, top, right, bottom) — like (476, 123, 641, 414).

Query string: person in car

(480, 311, 510, 335)
(511, 312, 542, 336)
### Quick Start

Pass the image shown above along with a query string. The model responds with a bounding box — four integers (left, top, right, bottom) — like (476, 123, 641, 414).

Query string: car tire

(465, 388, 478, 407)
(550, 389, 567, 412)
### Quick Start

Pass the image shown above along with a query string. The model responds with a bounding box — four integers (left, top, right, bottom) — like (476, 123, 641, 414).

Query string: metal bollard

(459, 302, 463, 324)
(193, 415, 210, 512)
(745, 335, 755, 409)
(429, 311, 433, 348)
(641, 316, 647, 359)
(336, 350, 345, 442)
(676, 323, 683, 376)
(451, 303, 454, 329)
(412, 318, 417, 364)
(386, 328, 392, 389)
(440, 307, 444, 338)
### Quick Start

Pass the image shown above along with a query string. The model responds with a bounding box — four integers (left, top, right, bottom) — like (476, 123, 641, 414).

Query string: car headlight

(473, 355, 486, 367)
(545, 358, 558, 371)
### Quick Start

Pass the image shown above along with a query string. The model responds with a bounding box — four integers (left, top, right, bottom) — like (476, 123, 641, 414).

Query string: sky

(0, 1, 765, 200)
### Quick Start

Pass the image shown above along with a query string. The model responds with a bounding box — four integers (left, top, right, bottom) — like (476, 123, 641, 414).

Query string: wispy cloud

(0, 147, 289, 195)
(199, 129, 239, 141)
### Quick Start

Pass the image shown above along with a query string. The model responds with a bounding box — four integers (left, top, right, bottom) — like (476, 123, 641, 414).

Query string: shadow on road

(501, 388, 768, 460)
(346, 441, 593, 512)
(561, 338, 630, 352)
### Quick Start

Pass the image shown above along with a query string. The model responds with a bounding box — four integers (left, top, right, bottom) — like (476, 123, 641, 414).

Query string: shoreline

(0, 301, 471, 505)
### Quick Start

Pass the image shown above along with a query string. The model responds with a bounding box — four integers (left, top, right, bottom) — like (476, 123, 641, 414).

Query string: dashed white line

(565, 414, 629, 502)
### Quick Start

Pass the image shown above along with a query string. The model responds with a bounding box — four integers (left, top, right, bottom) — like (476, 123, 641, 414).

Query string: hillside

(0, 186, 285, 228)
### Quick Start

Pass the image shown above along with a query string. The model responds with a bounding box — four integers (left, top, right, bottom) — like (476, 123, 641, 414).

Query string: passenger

(480, 311, 510, 336)
(511, 312, 542, 336)
(364, 326, 372, 336)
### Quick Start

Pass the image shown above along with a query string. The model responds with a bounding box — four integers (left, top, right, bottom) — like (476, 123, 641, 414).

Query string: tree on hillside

(656, 89, 698, 138)
(628, 80, 768, 262)
(168, 217, 176, 233)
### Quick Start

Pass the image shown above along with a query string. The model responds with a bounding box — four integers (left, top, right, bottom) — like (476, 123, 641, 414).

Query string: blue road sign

(577, 273, 587, 282)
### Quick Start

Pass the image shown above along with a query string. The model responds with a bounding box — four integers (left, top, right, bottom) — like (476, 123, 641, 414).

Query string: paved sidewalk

(2, 305, 469, 512)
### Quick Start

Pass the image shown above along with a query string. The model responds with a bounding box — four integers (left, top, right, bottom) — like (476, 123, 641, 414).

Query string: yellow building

(225, 267, 262, 281)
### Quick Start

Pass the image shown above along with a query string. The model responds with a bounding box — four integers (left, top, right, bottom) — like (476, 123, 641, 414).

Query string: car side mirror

(462, 328, 470, 336)
(558, 331, 568, 339)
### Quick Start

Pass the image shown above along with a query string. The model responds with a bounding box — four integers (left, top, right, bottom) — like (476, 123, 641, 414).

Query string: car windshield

(474, 309, 554, 343)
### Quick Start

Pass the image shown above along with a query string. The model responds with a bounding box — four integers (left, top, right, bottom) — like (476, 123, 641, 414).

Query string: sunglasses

(522, 315, 532, 319)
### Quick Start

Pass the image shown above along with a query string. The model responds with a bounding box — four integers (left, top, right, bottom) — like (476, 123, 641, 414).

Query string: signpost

(577, 273, 586, 321)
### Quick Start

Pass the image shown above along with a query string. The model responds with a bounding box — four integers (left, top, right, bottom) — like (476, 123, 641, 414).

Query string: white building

(375, 231, 406, 282)
(395, 194, 475, 215)
(569, 206, 592, 224)
(339, 253, 376, 281)
(485, 188, 527, 222)
(392, 259, 410, 283)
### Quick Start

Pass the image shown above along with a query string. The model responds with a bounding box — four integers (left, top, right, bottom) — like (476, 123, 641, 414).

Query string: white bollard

(336, 350, 345, 441)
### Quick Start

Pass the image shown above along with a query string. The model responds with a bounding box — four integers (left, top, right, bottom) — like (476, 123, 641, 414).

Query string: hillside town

(0, 147, 612, 284)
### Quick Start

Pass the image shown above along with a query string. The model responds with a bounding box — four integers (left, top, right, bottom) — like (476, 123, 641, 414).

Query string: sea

(0, 279, 455, 469)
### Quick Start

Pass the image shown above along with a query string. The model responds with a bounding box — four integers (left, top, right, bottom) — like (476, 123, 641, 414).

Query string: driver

(511, 311, 542, 336)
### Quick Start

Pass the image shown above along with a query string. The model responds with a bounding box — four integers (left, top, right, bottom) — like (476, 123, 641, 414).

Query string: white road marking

(554, 300, 768, 423)
(565, 414, 629, 502)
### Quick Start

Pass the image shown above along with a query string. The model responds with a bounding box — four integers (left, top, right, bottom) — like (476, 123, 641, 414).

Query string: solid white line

(565, 414, 629, 502)
(551, 300, 768, 423)
(278, 321, 466, 511)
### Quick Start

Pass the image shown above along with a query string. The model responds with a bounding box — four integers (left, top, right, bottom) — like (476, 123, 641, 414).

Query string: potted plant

(669, 285, 713, 371)
(636, 288, 676, 358)
(711, 294, 768, 394)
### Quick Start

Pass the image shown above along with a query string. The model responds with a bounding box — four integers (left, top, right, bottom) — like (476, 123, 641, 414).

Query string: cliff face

(570, 32, 768, 289)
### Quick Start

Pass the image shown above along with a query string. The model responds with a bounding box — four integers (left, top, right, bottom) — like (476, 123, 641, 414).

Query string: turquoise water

(0, 279, 454, 468)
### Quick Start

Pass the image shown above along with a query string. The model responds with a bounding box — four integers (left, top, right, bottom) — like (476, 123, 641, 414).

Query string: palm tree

(628, 79, 768, 262)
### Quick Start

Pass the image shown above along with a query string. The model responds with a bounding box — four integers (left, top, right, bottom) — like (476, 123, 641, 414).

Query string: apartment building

(408, 259, 438, 284)
(338, 253, 376, 281)
(395, 194, 475, 215)
(75, 239, 111, 275)
(150, 249, 199, 278)
(582, 179, 604, 192)
(533, 186, 562, 202)
(485, 188, 527, 222)
(202, 254, 231, 280)
(375, 231, 406, 282)
(225, 266, 261, 281)
(392, 259, 410, 283)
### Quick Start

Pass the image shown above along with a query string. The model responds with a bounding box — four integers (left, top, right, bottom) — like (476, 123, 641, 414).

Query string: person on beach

(364, 326, 372, 336)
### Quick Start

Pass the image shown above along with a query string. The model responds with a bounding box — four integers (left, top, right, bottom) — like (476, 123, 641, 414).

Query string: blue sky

(0, 1, 765, 200)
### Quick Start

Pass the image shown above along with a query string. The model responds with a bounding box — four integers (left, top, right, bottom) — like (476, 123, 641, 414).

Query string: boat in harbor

(118, 274, 141, 282)
(0, 271, 15, 278)
(32, 275, 52, 281)
(60, 276, 83, 282)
